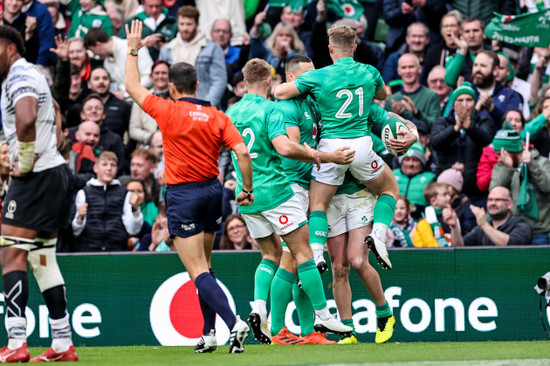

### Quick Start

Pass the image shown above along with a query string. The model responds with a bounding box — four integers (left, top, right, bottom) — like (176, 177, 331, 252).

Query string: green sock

(309, 211, 328, 246)
(297, 259, 327, 310)
(373, 195, 396, 227)
(254, 258, 278, 302)
(342, 318, 355, 331)
(270, 268, 296, 335)
(292, 281, 314, 336)
(376, 301, 393, 318)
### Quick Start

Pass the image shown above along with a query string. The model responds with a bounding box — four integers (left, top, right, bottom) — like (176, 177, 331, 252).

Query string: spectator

(422, 10, 462, 85)
(69, 67, 131, 138)
(477, 115, 525, 194)
(130, 148, 160, 207)
(105, 2, 123, 36)
(129, 60, 170, 148)
(490, 128, 550, 245)
(495, 52, 530, 119)
(219, 214, 256, 250)
(389, 195, 415, 247)
(148, 131, 164, 177)
(22, 0, 56, 69)
(118, 0, 177, 60)
(2, 0, 39, 64)
(412, 182, 453, 247)
(137, 202, 174, 251)
(68, 37, 92, 85)
(104, 0, 138, 21)
(249, 12, 306, 81)
(79, 95, 126, 174)
(158, 5, 227, 108)
(279, 5, 312, 56)
(383, 22, 430, 83)
(69, 121, 98, 188)
(84, 27, 153, 99)
(523, 96, 550, 158)
(43, 0, 69, 36)
(125, 178, 152, 250)
(427, 66, 451, 113)
(392, 142, 436, 214)
(196, 0, 247, 46)
(443, 17, 487, 85)
(72, 151, 143, 252)
(382, 0, 445, 54)
(385, 53, 441, 129)
(444, 186, 533, 246)
(62, 0, 113, 38)
(437, 164, 475, 235)
(431, 82, 496, 200)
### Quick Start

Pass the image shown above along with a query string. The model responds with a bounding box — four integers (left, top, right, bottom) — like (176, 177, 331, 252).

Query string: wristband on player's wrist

(242, 189, 253, 194)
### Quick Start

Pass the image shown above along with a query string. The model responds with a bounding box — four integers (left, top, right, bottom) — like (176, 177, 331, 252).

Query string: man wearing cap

(490, 127, 550, 245)
(431, 81, 496, 202)
(393, 142, 435, 216)
(384, 53, 441, 130)
(443, 186, 533, 246)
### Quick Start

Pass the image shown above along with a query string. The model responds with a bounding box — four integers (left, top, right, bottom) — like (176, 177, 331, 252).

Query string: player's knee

(27, 240, 64, 293)
(349, 256, 366, 271)
(332, 261, 350, 280)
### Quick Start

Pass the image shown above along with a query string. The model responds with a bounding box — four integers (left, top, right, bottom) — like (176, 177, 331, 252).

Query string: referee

(125, 20, 253, 354)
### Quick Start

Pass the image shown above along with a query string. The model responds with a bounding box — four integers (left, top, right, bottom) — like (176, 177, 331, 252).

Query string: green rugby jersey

(276, 95, 320, 190)
(294, 57, 384, 139)
(226, 93, 294, 214)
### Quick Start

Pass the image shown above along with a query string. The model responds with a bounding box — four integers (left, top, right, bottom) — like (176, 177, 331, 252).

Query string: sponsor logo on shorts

(181, 223, 196, 231)
(280, 222, 295, 231)
(361, 216, 368, 224)
(371, 160, 381, 172)
(279, 215, 289, 224)
(315, 231, 327, 237)
(216, 216, 222, 225)
(5, 200, 16, 219)
(149, 273, 235, 346)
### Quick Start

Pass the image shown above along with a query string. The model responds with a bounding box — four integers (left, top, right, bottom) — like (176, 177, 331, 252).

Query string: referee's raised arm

(125, 20, 150, 107)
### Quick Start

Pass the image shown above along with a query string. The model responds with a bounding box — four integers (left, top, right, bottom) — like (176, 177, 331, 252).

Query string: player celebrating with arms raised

(275, 24, 418, 270)
(125, 20, 253, 354)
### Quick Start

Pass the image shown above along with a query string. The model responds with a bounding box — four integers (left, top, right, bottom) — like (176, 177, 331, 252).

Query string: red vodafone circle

(371, 160, 378, 170)
(169, 281, 203, 338)
(279, 215, 289, 224)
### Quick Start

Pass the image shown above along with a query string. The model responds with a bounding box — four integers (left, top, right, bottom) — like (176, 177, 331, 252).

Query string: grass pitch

(30, 341, 550, 365)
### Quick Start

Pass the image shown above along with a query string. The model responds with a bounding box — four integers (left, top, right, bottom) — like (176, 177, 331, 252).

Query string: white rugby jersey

(1, 58, 65, 172)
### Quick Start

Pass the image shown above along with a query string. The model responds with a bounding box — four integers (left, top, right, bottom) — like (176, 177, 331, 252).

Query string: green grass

(29, 341, 550, 365)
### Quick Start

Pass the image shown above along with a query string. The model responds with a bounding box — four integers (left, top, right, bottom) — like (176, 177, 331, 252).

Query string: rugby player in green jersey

(275, 24, 418, 270)
(227, 58, 355, 344)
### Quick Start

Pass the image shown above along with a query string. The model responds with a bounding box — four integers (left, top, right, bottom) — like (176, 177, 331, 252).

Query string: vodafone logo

(150, 273, 236, 346)
(279, 215, 289, 225)
(371, 160, 378, 170)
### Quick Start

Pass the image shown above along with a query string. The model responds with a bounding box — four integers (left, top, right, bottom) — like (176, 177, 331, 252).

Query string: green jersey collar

(335, 57, 354, 64)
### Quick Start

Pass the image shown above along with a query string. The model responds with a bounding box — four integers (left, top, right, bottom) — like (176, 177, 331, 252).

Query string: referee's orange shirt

(142, 95, 244, 185)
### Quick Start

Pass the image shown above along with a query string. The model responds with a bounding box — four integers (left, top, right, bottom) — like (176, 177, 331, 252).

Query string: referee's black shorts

(2, 164, 73, 232)
(165, 177, 223, 238)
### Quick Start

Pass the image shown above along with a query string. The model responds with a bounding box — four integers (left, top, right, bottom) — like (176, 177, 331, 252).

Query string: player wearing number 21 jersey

(274, 24, 419, 271)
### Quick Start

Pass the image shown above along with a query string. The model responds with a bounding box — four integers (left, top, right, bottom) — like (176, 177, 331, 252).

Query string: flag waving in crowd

(485, 10, 550, 47)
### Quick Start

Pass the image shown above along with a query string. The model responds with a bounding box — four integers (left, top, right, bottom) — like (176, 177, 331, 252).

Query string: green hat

(492, 120, 523, 153)
(443, 82, 478, 117)
(398, 142, 426, 166)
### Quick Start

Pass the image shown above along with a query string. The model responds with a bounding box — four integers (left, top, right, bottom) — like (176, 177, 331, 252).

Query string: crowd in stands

(0, 0, 549, 251)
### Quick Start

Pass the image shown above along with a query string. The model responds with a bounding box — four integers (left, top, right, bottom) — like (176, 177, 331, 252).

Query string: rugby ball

(381, 117, 410, 156)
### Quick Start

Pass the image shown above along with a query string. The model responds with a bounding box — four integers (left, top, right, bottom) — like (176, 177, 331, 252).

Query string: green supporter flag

(326, 0, 364, 21)
(268, 0, 312, 12)
(517, 163, 539, 220)
(484, 10, 550, 47)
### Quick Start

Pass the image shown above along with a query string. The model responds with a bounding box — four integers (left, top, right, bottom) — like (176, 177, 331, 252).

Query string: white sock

(253, 299, 267, 316)
(7, 339, 25, 350)
(50, 315, 72, 353)
(372, 223, 389, 242)
(314, 307, 332, 321)
(51, 338, 72, 353)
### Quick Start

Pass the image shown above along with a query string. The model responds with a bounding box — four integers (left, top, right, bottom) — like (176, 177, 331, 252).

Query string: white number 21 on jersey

(335, 87, 364, 119)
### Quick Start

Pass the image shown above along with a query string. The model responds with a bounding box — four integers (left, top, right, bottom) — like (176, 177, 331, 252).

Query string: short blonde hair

(96, 151, 118, 165)
(328, 24, 356, 52)
(265, 22, 306, 58)
(242, 58, 271, 84)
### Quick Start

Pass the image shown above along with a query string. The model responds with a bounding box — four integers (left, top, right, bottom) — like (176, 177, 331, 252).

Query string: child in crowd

(389, 195, 416, 247)
(72, 151, 143, 251)
(412, 182, 453, 247)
